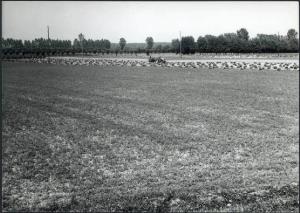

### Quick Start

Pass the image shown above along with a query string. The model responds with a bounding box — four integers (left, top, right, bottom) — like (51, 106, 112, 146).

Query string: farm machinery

(148, 56, 166, 64)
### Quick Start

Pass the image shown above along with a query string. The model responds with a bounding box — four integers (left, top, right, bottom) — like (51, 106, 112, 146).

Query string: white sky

(2, 1, 299, 43)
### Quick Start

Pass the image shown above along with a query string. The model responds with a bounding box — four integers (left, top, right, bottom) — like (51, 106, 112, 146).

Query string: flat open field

(2, 62, 299, 212)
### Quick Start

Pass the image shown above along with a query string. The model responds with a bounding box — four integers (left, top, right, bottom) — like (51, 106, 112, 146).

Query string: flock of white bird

(11, 57, 299, 71)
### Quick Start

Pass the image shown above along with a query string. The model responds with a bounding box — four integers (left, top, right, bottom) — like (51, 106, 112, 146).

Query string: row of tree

(170, 28, 298, 54)
(2, 38, 109, 50)
(118, 28, 298, 54)
(2, 38, 72, 49)
(2, 28, 298, 55)
(73, 33, 111, 51)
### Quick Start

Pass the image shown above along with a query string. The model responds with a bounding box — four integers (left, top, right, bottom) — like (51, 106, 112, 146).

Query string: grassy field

(2, 62, 299, 212)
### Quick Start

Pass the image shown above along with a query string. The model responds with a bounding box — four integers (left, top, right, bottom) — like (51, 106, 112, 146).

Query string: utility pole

(78, 33, 84, 57)
(277, 32, 280, 56)
(179, 31, 182, 58)
(47, 25, 50, 50)
(47, 25, 50, 40)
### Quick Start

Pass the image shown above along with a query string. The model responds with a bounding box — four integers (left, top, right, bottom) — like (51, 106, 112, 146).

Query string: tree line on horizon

(1, 28, 298, 58)
(173, 28, 299, 54)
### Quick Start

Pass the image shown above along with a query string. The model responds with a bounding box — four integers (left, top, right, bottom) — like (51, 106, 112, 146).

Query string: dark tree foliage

(73, 39, 81, 49)
(197, 36, 207, 52)
(237, 28, 249, 41)
(287, 29, 299, 52)
(1, 36, 112, 58)
(223, 33, 240, 52)
(162, 45, 171, 53)
(2, 38, 24, 49)
(194, 28, 298, 53)
(24, 40, 32, 49)
(76, 38, 111, 51)
(181, 36, 196, 54)
(155, 44, 162, 52)
(204, 35, 218, 53)
(146, 37, 154, 49)
(171, 39, 180, 53)
(119, 38, 126, 50)
(287, 29, 298, 40)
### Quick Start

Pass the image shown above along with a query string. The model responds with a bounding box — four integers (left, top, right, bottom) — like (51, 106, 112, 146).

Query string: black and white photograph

(2, 1, 299, 212)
